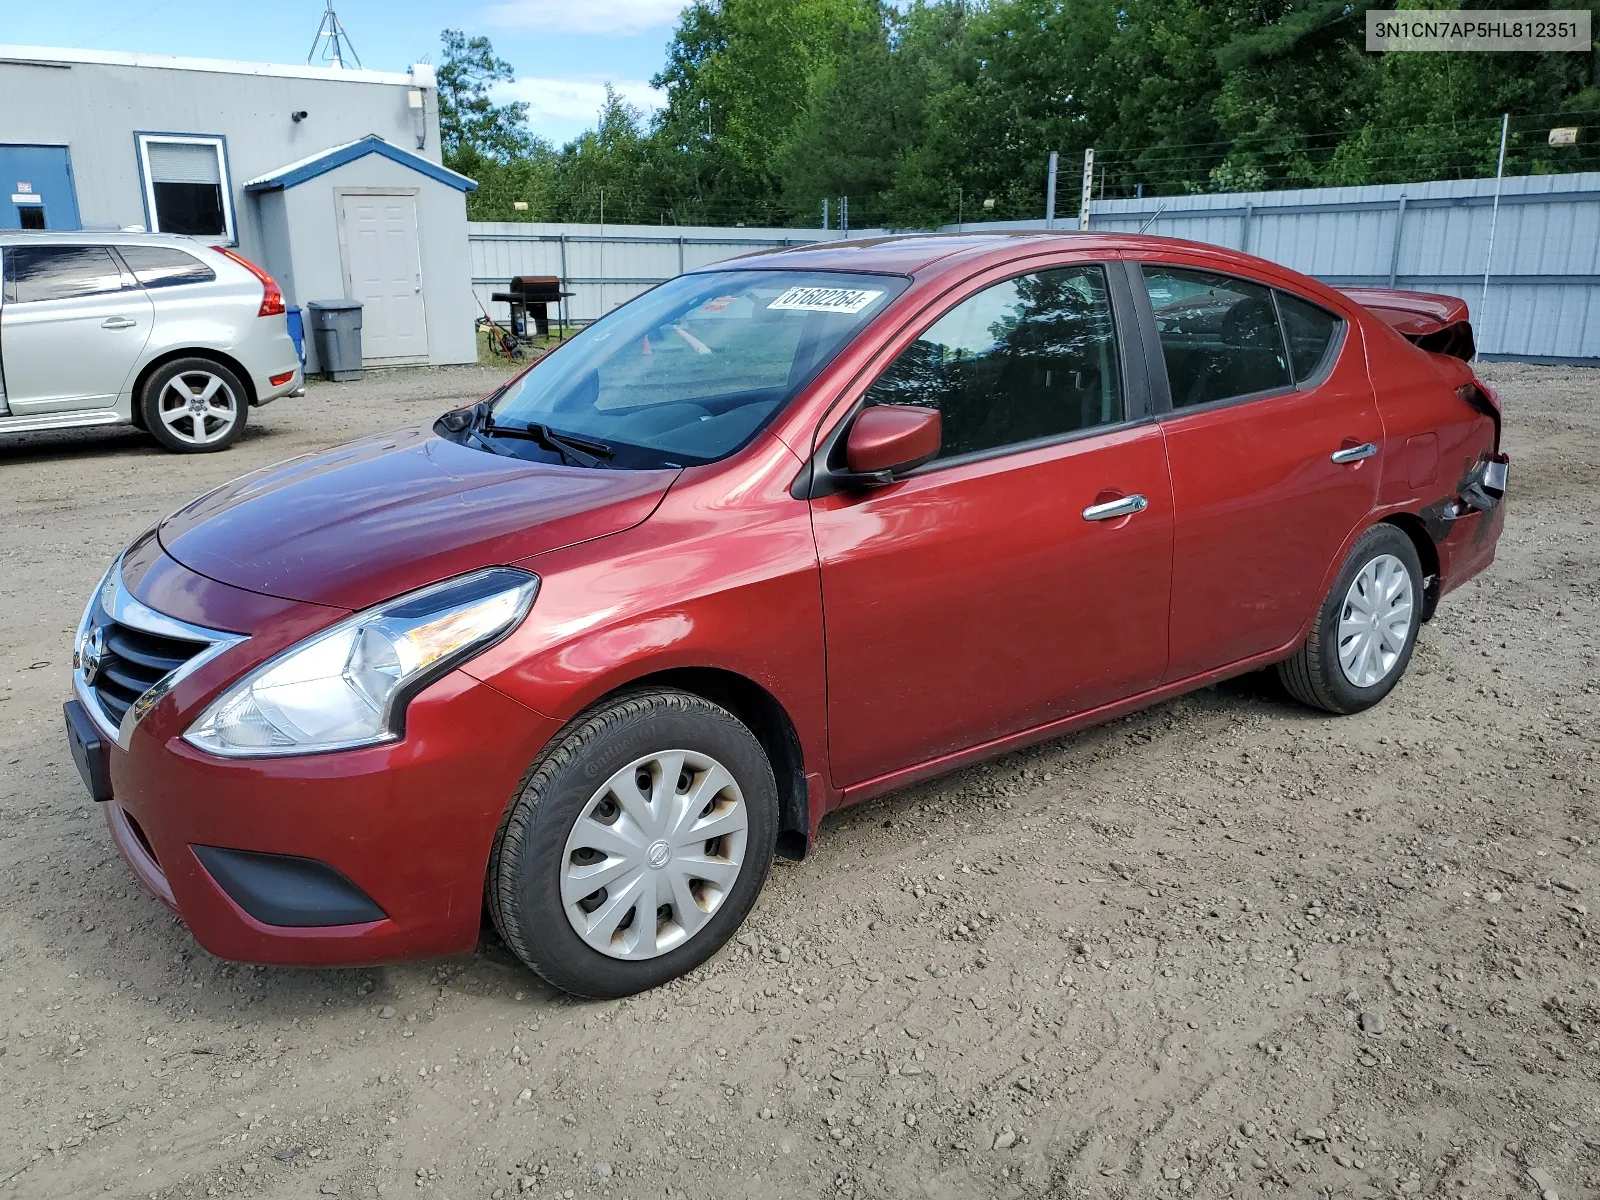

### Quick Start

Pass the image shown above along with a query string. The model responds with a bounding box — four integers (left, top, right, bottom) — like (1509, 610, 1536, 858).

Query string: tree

(551, 86, 664, 223)
(437, 29, 535, 178)
(436, 2, 1600, 232)
(650, 0, 870, 223)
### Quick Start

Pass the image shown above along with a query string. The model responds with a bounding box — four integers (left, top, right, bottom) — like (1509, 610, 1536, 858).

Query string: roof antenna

(307, 1, 362, 69)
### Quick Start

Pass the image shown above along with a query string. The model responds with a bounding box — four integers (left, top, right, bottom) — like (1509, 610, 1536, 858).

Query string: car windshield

(478, 269, 907, 469)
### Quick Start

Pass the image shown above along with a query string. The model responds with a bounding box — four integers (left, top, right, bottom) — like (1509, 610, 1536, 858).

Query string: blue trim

(245, 136, 477, 193)
(132, 131, 237, 246)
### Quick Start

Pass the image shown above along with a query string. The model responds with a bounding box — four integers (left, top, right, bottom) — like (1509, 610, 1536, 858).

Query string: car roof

(703, 230, 1256, 278)
(0, 230, 215, 249)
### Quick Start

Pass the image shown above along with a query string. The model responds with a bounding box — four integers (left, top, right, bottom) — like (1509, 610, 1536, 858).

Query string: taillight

(217, 247, 286, 317)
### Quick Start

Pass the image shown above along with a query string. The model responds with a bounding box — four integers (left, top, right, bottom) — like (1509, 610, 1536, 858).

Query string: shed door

(339, 193, 428, 362)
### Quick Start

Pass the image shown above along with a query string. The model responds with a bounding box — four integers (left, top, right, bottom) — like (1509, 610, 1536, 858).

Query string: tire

(487, 688, 778, 999)
(1278, 524, 1424, 715)
(139, 357, 249, 453)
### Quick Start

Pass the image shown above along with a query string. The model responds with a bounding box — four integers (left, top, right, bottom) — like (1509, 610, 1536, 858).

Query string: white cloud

(496, 77, 665, 128)
(482, 0, 686, 35)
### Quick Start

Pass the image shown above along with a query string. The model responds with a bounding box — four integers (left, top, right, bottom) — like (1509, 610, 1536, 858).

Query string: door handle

(101, 317, 137, 330)
(1082, 494, 1149, 522)
(1330, 442, 1378, 464)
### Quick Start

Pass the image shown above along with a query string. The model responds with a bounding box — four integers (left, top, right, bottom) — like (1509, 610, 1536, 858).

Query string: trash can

(306, 299, 364, 381)
(285, 306, 306, 368)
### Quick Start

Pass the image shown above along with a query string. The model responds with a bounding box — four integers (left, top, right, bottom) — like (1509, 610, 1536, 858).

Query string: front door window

(863, 264, 1124, 457)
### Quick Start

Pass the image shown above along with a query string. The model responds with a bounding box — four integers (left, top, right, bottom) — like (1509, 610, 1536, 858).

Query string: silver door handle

(101, 317, 137, 330)
(1082, 494, 1149, 522)
(1330, 442, 1378, 464)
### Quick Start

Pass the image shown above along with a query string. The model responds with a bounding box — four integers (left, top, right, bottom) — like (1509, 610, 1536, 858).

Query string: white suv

(0, 232, 302, 453)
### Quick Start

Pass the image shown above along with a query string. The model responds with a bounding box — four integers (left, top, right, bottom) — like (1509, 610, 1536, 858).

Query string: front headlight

(184, 568, 538, 758)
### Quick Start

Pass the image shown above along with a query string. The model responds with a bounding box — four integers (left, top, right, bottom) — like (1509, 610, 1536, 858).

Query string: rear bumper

(252, 365, 303, 406)
(237, 320, 303, 406)
(1438, 453, 1508, 598)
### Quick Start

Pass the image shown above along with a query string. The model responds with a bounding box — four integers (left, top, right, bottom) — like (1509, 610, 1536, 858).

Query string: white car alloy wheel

(156, 368, 240, 447)
(1337, 552, 1415, 688)
(561, 749, 749, 960)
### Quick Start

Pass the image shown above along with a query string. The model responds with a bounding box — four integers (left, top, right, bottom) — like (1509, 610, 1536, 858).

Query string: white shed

(246, 137, 478, 372)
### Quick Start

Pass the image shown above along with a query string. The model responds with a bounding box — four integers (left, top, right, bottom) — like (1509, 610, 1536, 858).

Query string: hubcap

(156, 371, 238, 446)
(561, 750, 749, 960)
(1337, 553, 1414, 688)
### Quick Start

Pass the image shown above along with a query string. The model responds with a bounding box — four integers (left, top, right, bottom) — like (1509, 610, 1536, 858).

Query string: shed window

(137, 136, 233, 241)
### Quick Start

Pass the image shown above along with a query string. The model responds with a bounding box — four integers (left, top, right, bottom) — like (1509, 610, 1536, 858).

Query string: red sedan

(64, 233, 1508, 998)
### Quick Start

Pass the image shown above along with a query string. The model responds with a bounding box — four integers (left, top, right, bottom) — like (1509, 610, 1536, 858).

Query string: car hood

(158, 426, 678, 609)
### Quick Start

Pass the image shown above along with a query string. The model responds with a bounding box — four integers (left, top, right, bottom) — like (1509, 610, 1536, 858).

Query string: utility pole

(307, 1, 361, 69)
(1477, 113, 1509, 361)
(1045, 151, 1059, 229)
(1078, 148, 1095, 231)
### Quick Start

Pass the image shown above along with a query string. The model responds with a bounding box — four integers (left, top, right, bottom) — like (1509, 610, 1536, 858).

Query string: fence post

(677, 235, 685, 277)
(822, 197, 830, 231)
(1078, 148, 1094, 231)
(1387, 195, 1408, 287)
(1045, 151, 1058, 229)
(1240, 202, 1254, 255)
(559, 233, 569, 326)
(840, 196, 849, 236)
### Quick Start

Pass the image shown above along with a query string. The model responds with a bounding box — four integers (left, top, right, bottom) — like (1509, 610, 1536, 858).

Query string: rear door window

(862, 264, 1124, 460)
(1141, 266, 1292, 408)
(1274, 290, 1343, 382)
(3, 245, 128, 304)
(115, 244, 216, 289)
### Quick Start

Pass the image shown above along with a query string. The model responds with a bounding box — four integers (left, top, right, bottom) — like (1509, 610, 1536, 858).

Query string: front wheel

(1278, 524, 1423, 714)
(487, 689, 778, 998)
(139, 357, 248, 453)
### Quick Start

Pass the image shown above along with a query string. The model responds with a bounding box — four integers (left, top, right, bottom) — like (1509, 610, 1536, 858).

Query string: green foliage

(437, 29, 537, 176)
(439, 1, 1600, 229)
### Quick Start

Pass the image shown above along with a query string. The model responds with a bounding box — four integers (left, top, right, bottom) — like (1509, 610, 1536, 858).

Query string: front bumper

(82, 544, 561, 966)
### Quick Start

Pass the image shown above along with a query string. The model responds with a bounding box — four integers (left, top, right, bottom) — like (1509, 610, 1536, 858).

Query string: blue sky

(4, 0, 680, 145)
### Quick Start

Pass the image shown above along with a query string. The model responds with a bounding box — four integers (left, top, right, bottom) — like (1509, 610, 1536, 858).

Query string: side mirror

(842, 405, 942, 483)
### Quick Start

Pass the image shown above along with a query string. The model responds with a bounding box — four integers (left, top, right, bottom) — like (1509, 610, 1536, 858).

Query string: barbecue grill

(491, 275, 574, 341)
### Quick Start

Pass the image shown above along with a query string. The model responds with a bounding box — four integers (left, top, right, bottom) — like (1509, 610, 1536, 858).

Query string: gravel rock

(0, 361, 1592, 1200)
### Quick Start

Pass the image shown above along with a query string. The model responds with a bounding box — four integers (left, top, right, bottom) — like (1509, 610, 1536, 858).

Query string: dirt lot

(1, 362, 1596, 1200)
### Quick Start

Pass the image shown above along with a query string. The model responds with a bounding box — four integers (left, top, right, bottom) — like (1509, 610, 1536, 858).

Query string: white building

(0, 45, 478, 371)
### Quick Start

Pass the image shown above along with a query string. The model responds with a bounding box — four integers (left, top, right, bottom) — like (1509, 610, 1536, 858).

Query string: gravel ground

(0, 361, 1596, 1200)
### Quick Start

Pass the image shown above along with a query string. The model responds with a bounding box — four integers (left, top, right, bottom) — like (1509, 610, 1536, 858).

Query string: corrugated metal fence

(1049, 172, 1598, 363)
(468, 222, 855, 325)
(468, 173, 1599, 363)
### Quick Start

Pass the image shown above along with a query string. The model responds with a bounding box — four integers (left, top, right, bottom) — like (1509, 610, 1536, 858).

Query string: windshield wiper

(481, 417, 615, 469)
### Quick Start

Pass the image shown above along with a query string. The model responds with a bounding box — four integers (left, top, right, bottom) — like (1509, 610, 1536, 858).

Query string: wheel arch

(130, 347, 258, 428)
(590, 667, 812, 862)
(1380, 511, 1441, 620)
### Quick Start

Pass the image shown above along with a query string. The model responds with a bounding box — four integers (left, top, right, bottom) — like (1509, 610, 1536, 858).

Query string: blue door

(0, 145, 82, 231)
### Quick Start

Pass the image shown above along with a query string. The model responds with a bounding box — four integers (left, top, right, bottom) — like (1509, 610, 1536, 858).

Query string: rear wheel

(487, 688, 778, 998)
(139, 357, 248, 453)
(1278, 524, 1423, 714)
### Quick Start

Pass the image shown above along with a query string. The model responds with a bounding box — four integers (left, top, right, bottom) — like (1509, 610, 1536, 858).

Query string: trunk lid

(1338, 287, 1476, 361)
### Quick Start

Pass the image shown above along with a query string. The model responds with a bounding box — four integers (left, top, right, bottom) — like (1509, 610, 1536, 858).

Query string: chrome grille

(84, 612, 209, 726)
(74, 556, 244, 746)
